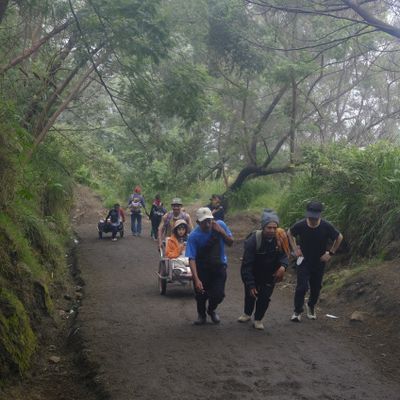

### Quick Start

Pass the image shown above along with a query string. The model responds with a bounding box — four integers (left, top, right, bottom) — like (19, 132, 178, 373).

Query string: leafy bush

(279, 143, 400, 256)
(0, 125, 73, 377)
(226, 177, 285, 213)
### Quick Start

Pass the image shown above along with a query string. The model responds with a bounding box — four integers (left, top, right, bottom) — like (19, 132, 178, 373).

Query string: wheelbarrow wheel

(158, 260, 167, 295)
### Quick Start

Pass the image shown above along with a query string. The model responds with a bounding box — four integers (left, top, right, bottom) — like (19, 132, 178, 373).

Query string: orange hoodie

(165, 235, 186, 259)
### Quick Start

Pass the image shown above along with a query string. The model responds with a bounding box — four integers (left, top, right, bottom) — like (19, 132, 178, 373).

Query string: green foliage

(186, 179, 227, 205)
(0, 121, 74, 377)
(226, 177, 285, 213)
(158, 64, 210, 124)
(279, 143, 400, 256)
(0, 288, 37, 376)
(0, 212, 44, 282)
(207, 0, 266, 73)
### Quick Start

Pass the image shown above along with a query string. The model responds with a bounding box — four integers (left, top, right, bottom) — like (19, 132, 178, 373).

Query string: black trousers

(294, 260, 325, 314)
(195, 264, 227, 316)
(244, 282, 275, 321)
(110, 224, 119, 239)
(151, 217, 162, 239)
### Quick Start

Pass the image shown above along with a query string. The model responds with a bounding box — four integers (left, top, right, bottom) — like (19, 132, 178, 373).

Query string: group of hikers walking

(105, 187, 343, 330)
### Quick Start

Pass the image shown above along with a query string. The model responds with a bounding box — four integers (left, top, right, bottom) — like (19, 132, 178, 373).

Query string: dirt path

(73, 189, 400, 400)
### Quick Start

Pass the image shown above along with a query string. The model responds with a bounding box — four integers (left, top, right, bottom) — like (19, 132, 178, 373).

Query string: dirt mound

(71, 184, 105, 225)
(337, 261, 400, 317)
(322, 260, 400, 379)
(226, 212, 260, 241)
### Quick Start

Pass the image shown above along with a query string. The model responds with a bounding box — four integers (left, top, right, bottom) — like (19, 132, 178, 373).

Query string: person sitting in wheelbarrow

(165, 219, 188, 258)
(104, 203, 125, 241)
(165, 219, 190, 279)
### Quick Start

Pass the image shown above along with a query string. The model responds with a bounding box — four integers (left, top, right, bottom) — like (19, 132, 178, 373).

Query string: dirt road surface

(73, 191, 400, 400)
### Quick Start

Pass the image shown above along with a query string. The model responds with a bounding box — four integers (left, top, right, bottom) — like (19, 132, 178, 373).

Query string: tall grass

(279, 143, 400, 256)
(0, 129, 75, 376)
(226, 177, 285, 214)
(179, 176, 285, 214)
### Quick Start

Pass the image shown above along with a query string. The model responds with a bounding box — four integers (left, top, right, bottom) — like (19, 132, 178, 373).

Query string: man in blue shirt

(186, 207, 233, 325)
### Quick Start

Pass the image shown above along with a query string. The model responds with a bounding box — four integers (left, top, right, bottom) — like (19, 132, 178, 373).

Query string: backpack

(130, 196, 142, 213)
(250, 228, 290, 257)
(154, 205, 165, 217)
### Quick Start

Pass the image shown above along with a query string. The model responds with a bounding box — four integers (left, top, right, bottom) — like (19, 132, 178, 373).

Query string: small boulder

(350, 311, 367, 322)
(49, 356, 61, 364)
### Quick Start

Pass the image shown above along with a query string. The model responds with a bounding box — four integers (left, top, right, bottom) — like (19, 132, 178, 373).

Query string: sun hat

(173, 219, 188, 229)
(171, 198, 183, 205)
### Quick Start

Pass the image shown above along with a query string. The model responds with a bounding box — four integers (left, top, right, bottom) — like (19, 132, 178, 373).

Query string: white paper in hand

(296, 256, 304, 266)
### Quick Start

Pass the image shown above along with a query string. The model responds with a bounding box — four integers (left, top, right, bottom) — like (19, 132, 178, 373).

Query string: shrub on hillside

(279, 143, 400, 257)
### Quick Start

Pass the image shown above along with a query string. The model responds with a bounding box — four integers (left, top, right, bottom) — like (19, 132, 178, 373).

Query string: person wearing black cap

(288, 201, 343, 322)
(206, 194, 225, 221)
(238, 209, 289, 330)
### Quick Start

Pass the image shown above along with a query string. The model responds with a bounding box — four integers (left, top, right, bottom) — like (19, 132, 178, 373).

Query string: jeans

(195, 264, 227, 317)
(131, 213, 142, 235)
(244, 283, 275, 321)
(294, 260, 325, 314)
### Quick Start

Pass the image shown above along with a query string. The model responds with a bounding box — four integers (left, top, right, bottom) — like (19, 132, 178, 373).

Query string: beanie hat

(261, 208, 280, 228)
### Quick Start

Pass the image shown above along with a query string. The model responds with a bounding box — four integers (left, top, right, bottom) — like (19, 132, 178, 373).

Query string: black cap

(306, 201, 323, 218)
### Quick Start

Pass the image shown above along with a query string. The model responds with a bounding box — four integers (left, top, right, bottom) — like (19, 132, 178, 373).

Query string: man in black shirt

(288, 201, 343, 322)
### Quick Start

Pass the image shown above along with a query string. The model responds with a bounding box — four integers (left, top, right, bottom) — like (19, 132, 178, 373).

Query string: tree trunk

(26, 64, 96, 161)
(0, 20, 70, 74)
(224, 77, 298, 199)
(342, 0, 400, 39)
(289, 78, 297, 164)
(0, 0, 9, 24)
(224, 165, 293, 194)
(249, 84, 289, 161)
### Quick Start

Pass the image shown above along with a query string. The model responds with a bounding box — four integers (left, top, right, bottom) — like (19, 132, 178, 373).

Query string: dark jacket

(206, 203, 225, 221)
(149, 203, 166, 223)
(241, 232, 288, 289)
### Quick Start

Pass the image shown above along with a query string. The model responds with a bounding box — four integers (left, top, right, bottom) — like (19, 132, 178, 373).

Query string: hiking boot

(193, 314, 207, 325)
(237, 314, 252, 323)
(306, 304, 317, 320)
(207, 310, 220, 324)
(253, 320, 264, 330)
(290, 312, 301, 322)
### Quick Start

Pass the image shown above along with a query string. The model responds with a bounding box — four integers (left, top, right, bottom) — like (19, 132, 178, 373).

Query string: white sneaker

(237, 314, 251, 323)
(291, 312, 301, 322)
(305, 304, 317, 320)
(253, 320, 264, 330)
(112, 238, 117, 241)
